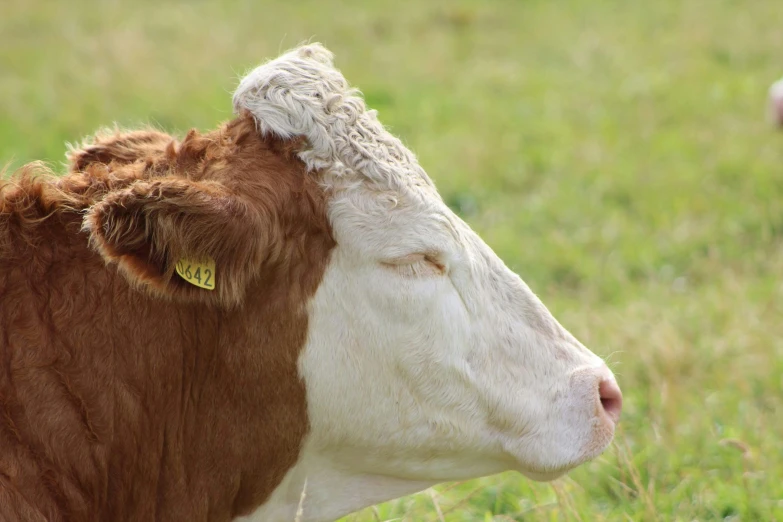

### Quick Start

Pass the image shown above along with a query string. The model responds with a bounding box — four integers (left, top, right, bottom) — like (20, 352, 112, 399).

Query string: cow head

(76, 43, 621, 520)
(230, 44, 622, 518)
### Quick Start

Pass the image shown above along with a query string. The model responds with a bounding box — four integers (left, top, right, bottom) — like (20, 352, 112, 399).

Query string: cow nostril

(598, 378, 623, 424)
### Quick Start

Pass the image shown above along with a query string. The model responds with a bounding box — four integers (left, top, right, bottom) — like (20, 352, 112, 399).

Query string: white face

(300, 176, 620, 483)
(232, 43, 622, 521)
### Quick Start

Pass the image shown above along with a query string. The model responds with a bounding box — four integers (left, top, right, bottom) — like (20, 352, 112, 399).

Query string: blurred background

(3, 0, 782, 519)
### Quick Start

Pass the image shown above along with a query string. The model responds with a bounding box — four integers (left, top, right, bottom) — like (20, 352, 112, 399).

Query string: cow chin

(518, 467, 570, 483)
(506, 435, 611, 484)
(512, 412, 616, 483)
(512, 431, 614, 483)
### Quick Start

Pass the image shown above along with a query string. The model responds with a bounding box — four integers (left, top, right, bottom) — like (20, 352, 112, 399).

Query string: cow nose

(598, 378, 623, 425)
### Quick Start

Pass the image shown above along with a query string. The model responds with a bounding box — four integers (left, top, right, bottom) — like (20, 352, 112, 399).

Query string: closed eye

(381, 253, 446, 277)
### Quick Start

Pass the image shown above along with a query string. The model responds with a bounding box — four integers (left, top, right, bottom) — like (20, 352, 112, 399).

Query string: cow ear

(83, 177, 264, 307)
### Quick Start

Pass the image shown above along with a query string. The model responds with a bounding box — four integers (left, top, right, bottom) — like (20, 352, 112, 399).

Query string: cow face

(302, 185, 620, 483)
(233, 43, 622, 496)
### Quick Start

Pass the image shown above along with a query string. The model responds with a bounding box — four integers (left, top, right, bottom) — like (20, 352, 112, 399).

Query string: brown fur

(0, 112, 335, 521)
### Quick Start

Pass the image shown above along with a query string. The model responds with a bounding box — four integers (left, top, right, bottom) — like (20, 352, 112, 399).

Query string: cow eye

(381, 254, 445, 277)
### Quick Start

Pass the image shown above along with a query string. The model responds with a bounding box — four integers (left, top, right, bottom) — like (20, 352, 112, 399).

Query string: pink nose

(598, 378, 623, 424)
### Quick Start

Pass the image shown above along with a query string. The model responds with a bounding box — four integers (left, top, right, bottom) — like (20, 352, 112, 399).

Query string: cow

(0, 44, 623, 522)
(770, 77, 783, 127)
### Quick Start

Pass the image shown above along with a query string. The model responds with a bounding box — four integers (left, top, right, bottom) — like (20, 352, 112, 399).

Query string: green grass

(3, 0, 782, 520)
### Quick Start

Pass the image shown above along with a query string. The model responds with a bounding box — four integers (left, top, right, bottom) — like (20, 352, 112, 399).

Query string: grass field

(3, 0, 782, 520)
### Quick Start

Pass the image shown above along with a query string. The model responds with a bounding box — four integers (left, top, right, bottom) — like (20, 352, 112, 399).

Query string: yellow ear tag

(175, 257, 216, 290)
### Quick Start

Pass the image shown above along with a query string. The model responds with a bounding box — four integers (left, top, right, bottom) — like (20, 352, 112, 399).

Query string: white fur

(233, 44, 620, 522)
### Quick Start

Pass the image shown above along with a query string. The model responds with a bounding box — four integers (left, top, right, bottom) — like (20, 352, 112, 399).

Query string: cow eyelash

(381, 254, 446, 278)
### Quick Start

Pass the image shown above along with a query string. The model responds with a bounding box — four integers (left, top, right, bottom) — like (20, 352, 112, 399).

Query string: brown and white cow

(0, 44, 622, 522)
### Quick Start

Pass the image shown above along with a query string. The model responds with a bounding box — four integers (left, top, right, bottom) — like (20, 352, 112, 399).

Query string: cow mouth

(506, 422, 616, 483)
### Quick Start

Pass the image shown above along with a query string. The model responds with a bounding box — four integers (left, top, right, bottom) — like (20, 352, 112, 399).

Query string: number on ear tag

(175, 257, 216, 290)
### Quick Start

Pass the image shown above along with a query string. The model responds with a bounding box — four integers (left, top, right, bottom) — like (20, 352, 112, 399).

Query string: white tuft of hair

(233, 43, 435, 189)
